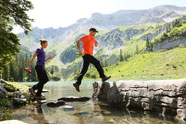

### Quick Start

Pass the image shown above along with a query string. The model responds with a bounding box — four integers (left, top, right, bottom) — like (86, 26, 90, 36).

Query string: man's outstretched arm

(76, 39, 82, 55)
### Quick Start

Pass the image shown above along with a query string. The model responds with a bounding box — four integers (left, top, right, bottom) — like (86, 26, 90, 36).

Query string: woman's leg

(34, 66, 49, 96)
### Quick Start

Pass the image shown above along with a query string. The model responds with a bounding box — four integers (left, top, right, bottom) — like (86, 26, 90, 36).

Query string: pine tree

(120, 50, 124, 61)
(9, 62, 15, 81)
(136, 45, 139, 54)
(19, 67, 24, 82)
(146, 37, 150, 48)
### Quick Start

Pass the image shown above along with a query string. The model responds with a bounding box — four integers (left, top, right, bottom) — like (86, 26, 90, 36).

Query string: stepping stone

(47, 100, 65, 107)
(62, 105, 75, 111)
(58, 96, 91, 102)
(74, 112, 89, 116)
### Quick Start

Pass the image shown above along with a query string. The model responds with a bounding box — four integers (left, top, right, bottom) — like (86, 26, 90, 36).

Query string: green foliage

(0, 0, 33, 76)
(0, 0, 33, 34)
(4, 84, 16, 92)
(0, 26, 20, 70)
(152, 16, 186, 46)
(0, 98, 13, 121)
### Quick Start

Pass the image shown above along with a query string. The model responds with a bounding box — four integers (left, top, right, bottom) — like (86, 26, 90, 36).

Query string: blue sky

(14, 0, 186, 33)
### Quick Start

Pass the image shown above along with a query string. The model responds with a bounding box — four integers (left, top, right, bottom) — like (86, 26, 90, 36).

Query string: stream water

(11, 81, 179, 124)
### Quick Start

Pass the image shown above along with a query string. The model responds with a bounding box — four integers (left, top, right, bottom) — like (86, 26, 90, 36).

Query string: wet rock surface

(47, 100, 65, 107)
(0, 79, 29, 108)
(93, 79, 186, 122)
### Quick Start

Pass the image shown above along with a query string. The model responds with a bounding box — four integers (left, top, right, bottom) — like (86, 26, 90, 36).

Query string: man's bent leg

(77, 56, 90, 85)
(88, 55, 105, 78)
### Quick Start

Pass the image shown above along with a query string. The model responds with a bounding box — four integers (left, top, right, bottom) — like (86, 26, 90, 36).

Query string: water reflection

(28, 105, 49, 124)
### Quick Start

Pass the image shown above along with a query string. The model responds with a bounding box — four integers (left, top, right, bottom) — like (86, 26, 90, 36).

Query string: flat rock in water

(62, 105, 75, 111)
(58, 96, 91, 102)
(47, 100, 65, 107)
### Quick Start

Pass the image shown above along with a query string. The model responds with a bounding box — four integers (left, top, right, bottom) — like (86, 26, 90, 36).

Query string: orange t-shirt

(80, 35, 96, 56)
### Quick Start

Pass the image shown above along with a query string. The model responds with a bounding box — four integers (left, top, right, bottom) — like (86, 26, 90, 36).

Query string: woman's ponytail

(40, 39, 48, 45)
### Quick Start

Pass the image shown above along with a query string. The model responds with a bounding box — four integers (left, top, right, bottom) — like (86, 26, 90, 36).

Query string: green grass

(79, 46, 186, 80)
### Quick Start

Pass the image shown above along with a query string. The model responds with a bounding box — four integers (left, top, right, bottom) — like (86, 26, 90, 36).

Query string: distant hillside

(150, 15, 186, 51)
(18, 5, 186, 51)
(17, 5, 186, 80)
(61, 15, 186, 80)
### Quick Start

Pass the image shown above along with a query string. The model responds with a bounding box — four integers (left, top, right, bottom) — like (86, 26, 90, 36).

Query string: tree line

(2, 50, 37, 82)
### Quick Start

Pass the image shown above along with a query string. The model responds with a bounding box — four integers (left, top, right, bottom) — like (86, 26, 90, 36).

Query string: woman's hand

(49, 55, 53, 59)
(45, 55, 53, 62)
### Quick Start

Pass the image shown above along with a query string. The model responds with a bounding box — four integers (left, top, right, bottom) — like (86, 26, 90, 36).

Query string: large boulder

(0, 79, 29, 108)
(92, 79, 186, 122)
(0, 85, 7, 98)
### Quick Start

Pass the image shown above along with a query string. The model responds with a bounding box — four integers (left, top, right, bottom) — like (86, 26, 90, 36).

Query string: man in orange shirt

(73, 28, 111, 92)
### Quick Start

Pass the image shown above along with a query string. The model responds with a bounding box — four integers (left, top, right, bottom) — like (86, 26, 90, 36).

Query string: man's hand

(79, 51, 83, 56)
(95, 41, 98, 47)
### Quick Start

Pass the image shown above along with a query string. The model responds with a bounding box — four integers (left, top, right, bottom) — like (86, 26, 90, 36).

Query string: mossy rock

(4, 84, 17, 92)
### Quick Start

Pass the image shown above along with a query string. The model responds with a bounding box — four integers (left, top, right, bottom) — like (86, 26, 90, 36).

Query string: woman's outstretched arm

(28, 52, 37, 69)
